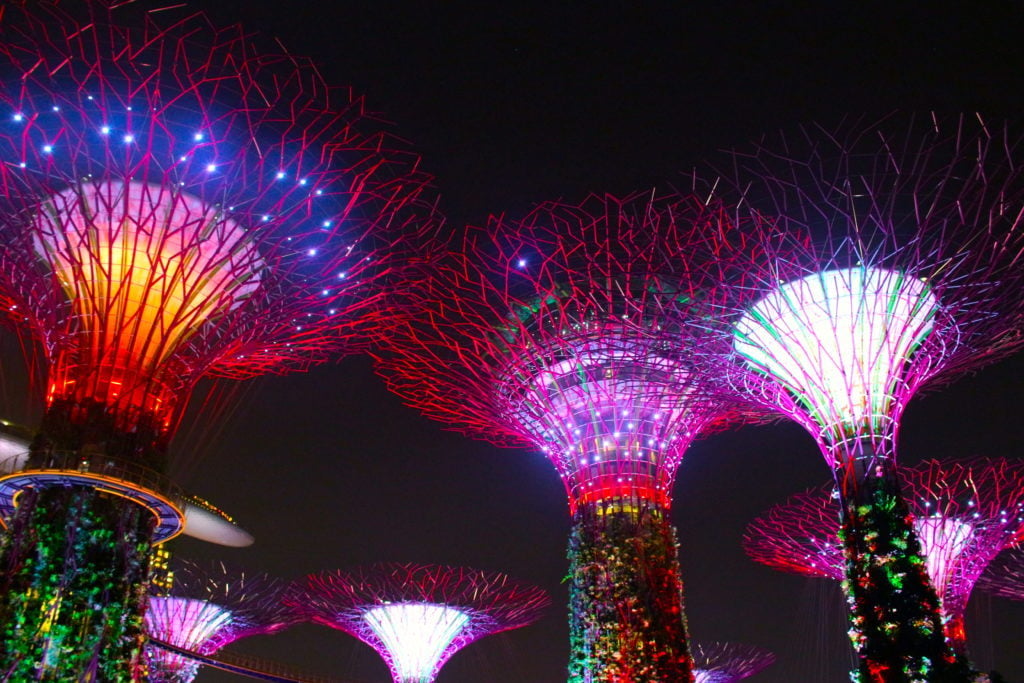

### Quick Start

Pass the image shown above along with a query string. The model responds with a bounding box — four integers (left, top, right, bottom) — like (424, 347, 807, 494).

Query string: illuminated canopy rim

(495, 333, 713, 510)
(733, 266, 938, 443)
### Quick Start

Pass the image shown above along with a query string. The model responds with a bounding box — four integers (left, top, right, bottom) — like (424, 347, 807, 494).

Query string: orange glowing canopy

(33, 180, 263, 425)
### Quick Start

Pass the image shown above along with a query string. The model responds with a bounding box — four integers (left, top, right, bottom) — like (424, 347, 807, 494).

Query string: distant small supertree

(0, 1, 437, 677)
(691, 641, 776, 683)
(697, 115, 1024, 681)
(744, 457, 1024, 658)
(374, 192, 766, 681)
(144, 559, 295, 683)
(300, 563, 549, 683)
(976, 547, 1024, 601)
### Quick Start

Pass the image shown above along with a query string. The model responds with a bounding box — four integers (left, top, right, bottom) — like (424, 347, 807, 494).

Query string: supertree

(744, 458, 1024, 668)
(690, 641, 776, 683)
(0, 2, 437, 677)
(300, 563, 549, 683)
(692, 115, 1024, 681)
(976, 546, 1024, 601)
(373, 191, 767, 681)
(144, 558, 295, 683)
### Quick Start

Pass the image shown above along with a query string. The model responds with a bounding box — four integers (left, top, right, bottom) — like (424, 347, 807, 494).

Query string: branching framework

(976, 547, 1024, 601)
(300, 563, 549, 683)
(744, 457, 1024, 656)
(145, 559, 296, 683)
(697, 114, 1024, 682)
(375, 191, 769, 681)
(691, 641, 776, 683)
(0, 1, 438, 678)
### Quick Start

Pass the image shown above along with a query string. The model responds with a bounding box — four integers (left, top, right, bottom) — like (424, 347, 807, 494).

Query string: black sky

(30, 1, 1024, 681)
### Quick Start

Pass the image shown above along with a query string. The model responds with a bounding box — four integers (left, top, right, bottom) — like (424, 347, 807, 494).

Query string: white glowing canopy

(363, 602, 471, 683)
(144, 597, 233, 682)
(914, 515, 974, 602)
(734, 267, 936, 442)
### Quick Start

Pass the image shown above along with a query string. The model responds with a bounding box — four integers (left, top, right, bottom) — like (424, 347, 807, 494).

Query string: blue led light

(100, 126, 111, 135)
(12, 113, 23, 122)
(123, 134, 134, 143)
(42, 145, 53, 154)
(206, 163, 217, 172)
(193, 132, 204, 141)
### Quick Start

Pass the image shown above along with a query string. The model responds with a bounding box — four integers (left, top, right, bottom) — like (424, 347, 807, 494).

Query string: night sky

(10, 1, 1024, 681)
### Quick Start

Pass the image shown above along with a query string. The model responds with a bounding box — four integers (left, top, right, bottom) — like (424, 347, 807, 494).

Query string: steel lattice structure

(976, 546, 1024, 601)
(744, 457, 1024, 657)
(691, 641, 776, 683)
(299, 563, 549, 683)
(0, 1, 437, 678)
(144, 559, 296, 683)
(374, 191, 767, 681)
(693, 115, 1024, 682)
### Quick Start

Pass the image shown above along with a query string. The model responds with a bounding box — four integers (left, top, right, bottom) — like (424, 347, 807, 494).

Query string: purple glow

(691, 641, 776, 683)
(504, 335, 702, 510)
(144, 597, 232, 682)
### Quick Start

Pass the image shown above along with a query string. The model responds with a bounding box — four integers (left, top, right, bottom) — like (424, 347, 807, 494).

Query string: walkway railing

(148, 639, 369, 683)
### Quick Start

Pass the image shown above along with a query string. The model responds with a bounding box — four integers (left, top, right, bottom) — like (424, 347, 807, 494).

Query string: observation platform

(0, 422, 252, 546)
(0, 450, 186, 541)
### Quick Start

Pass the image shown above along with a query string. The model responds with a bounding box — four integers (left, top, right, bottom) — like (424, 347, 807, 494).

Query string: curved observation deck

(0, 419, 252, 546)
(0, 451, 186, 542)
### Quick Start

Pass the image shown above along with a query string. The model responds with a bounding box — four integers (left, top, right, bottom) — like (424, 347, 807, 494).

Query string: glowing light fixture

(33, 180, 262, 421)
(734, 266, 936, 442)
(363, 603, 471, 682)
(145, 597, 232, 682)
